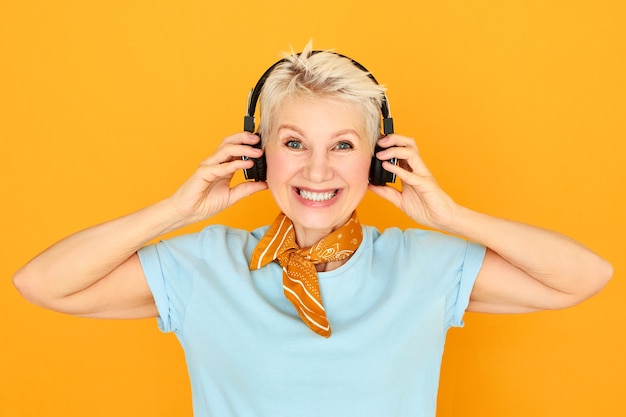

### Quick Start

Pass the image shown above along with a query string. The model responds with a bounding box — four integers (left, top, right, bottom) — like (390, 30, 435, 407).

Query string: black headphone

(242, 50, 397, 186)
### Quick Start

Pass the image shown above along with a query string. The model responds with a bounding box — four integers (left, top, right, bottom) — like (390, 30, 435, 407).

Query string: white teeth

(299, 189, 337, 202)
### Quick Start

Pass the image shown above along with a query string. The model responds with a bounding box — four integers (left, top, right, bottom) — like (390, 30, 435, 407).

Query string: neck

(315, 259, 348, 273)
(294, 227, 333, 248)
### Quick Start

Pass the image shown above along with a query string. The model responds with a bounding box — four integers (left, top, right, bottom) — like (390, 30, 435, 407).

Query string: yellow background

(2, 1, 625, 416)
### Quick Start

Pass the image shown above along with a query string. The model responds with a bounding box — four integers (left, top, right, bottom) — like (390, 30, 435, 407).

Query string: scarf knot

(250, 212, 362, 338)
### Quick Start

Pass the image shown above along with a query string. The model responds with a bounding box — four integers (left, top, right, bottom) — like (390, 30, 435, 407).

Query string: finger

(203, 142, 263, 166)
(197, 158, 255, 182)
(229, 180, 269, 204)
(377, 134, 417, 150)
(376, 146, 416, 162)
(382, 160, 417, 184)
(367, 183, 402, 208)
(206, 132, 260, 160)
(381, 160, 434, 189)
(376, 143, 432, 177)
(220, 131, 261, 146)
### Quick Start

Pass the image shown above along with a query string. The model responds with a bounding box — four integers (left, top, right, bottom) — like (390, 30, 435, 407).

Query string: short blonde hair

(258, 43, 387, 151)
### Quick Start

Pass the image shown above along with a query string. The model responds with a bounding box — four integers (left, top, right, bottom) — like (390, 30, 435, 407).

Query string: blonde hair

(258, 42, 387, 151)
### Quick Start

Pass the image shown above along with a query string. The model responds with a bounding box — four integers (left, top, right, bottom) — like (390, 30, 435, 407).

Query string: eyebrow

(277, 124, 361, 139)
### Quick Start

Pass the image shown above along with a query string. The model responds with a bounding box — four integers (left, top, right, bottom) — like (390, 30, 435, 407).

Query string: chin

(270, 184, 364, 237)
(288, 205, 354, 234)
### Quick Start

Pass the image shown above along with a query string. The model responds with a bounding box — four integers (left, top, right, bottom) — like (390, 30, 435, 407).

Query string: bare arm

(445, 208, 612, 313)
(14, 200, 180, 318)
(13, 132, 267, 319)
(369, 134, 612, 313)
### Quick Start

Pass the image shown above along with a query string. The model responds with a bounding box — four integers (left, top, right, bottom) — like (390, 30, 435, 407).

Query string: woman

(14, 45, 612, 416)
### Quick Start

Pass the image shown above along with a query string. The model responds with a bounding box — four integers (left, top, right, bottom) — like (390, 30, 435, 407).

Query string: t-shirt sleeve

(449, 240, 486, 327)
(137, 234, 200, 333)
(399, 229, 486, 329)
(137, 226, 257, 334)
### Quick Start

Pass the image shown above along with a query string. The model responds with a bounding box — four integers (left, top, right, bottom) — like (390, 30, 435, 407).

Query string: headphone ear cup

(243, 134, 267, 182)
(252, 153, 267, 182)
(369, 145, 397, 186)
(369, 155, 386, 186)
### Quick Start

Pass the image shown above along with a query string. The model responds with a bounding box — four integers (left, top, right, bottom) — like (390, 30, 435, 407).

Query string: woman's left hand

(367, 134, 459, 231)
(369, 134, 613, 313)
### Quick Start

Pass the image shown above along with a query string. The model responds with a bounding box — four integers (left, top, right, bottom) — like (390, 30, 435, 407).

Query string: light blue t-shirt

(138, 224, 486, 417)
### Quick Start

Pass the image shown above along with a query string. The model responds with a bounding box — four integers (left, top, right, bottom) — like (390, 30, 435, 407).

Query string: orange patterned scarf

(250, 211, 362, 338)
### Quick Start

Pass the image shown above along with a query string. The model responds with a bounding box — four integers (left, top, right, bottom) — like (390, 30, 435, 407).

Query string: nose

(302, 150, 333, 183)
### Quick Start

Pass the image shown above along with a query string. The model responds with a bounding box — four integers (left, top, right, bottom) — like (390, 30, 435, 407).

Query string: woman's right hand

(13, 132, 268, 319)
(168, 132, 268, 227)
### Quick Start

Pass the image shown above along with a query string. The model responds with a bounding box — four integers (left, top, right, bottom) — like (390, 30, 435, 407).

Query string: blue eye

(285, 140, 303, 149)
(335, 141, 353, 150)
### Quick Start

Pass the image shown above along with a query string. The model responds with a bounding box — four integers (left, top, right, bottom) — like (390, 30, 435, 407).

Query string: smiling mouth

(297, 188, 338, 202)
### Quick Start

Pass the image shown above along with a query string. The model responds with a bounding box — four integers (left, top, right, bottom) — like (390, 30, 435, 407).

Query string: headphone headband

(244, 50, 393, 136)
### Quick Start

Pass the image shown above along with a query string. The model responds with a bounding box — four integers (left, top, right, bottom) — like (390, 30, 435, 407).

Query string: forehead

(274, 96, 367, 131)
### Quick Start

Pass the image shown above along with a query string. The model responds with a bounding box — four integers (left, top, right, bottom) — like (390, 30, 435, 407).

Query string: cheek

(264, 151, 291, 187)
(345, 155, 373, 185)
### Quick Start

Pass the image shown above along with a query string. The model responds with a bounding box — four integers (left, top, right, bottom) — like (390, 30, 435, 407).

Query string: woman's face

(264, 96, 372, 247)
